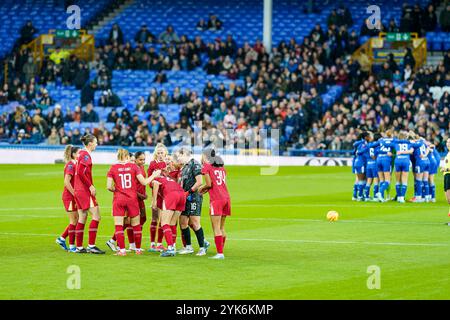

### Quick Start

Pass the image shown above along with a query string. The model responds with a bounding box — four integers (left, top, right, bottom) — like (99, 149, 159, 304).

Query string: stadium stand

(0, 0, 449, 155)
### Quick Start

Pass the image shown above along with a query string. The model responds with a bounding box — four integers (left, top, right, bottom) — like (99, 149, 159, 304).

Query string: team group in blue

(352, 130, 441, 203)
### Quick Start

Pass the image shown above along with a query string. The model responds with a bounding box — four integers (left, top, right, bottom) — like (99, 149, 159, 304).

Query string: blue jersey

(376, 138, 395, 172)
(377, 138, 395, 158)
(411, 140, 428, 160)
(411, 140, 430, 173)
(394, 140, 413, 159)
(394, 140, 412, 172)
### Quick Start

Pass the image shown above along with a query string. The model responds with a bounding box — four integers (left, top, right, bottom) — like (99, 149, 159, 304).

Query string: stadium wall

(0, 146, 353, 166)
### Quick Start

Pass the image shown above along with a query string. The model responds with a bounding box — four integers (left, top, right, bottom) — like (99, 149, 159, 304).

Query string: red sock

(124, 223, 134, 244)
(115, 225, 125, 250)
(223, 236, 226, 249)
(214, 235, 224, 254)
(162, 224, 173, 246)
(133, 225, 142, 249)
(75, 222, 85, 248)
(112, 232, 116, 241)
(170, 225, 177, 245)
(88, 220, 99, 246)
(157, 222, 164, 243)
(140, 215, 147, 226)
(150, 221, 157, 242)
(68, 224, 76, 246)
(61, 225, 70, 239)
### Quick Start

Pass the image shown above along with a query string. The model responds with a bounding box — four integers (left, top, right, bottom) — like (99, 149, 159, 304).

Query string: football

(327, 211, 339, 222)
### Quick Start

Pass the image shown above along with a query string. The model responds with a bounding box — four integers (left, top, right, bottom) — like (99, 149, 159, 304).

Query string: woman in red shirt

(73, 134, 105, 254)
(199, 149, 231, 260)
(147, 143, 168, 252)
(56, 145, 80, 252)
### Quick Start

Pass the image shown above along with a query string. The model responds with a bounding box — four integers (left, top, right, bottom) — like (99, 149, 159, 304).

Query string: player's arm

(64, 174, 75, 196)
(137, 191, 147, 200)
(106, 177, 115, 193)
(198, 173, 212, 195)
(138, 170, 161, 186)
(78, 162, 95, 196)
(151, 181, 160, 209)
(190, 174, 203, 193)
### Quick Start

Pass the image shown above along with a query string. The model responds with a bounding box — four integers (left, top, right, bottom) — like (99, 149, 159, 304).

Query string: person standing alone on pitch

(175, 148, 210, 256)
(441, 138, 450, 225)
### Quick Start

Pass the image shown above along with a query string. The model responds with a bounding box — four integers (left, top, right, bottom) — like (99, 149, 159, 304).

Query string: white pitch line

(0, 232, 448, 247)
(232, 238, 450, 247)
(0, 214, 445, 226)
(0, 202, 446, 211)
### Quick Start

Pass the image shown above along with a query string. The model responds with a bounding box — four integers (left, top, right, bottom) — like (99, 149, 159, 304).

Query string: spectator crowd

(1, 2, 450, 154)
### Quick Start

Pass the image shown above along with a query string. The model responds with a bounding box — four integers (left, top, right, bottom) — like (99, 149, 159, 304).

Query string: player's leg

(189, 215, 207, 256)
(376, 169, 384, 200)
(364, 177, 373, 201)
(178, 214, 194, 254)
(75, 208, 88, 253)
(414, 171, 424, 202)
(422, 171, 430, 202)
(149, 207, 159, 250)
(429, 174, 436, 202)
(399, 171, 409, 202)
(66, 210, 78, 251)
(130, 215, 143, 255)
(394, 166, 401, 201)
(210, 215, 224, 259)
(124, 216, 135, 251)
(114, 216, 126, 256)
(445, 175, 450, 222)
(160, 210, 175, 256)
(383, 171, 392, 201)
(140, 204, 147, 227)
(169, 211, 181, 252)
(86, 205, 105, 254)
(373, 177, 379, 201)
(356, 173, 365, 201)
(352, 175, 358, 201)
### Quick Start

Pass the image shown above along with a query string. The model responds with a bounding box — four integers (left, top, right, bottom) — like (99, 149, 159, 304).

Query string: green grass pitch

(0, 164, 449, 299)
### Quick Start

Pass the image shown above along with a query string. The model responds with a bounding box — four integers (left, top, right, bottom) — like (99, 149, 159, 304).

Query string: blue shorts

(353, 159, 365, 174)
(366, 163, 378, 178)
(414, 158, 430, 174)
(428, 159, 438, 175)
(376, 156, 391, 172)
(394, 157, 410, 172)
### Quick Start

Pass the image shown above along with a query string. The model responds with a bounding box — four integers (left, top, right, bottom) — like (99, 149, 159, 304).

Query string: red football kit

(62, 160, 77, 212)
(154, 176, 186, 212)
(137, 165, 147, 210)
(202, 164, 231, 216)
(107, 162, 142, 218)
(148, 160, 166, 209)
(74, 150, 98, 210)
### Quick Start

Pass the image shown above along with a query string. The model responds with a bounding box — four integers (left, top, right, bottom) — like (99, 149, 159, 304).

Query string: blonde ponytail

(117, 148, 129, 162)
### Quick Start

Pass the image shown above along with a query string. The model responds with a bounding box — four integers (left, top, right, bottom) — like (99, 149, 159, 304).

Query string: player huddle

(55, 134, 231, 259)
(352, 130, 446, 204)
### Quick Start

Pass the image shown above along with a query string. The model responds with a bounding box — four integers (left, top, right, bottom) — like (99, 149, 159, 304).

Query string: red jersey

(137, 165, 147, 196)
(147, 160, 166, 176)
(74, 150, 93, 191)
(62, 160, 76, 200)
(154, 176, 184, 198)
(201, 164, 230, 201)
(107, 162, 143, 201)
(168, 169, 180, 181)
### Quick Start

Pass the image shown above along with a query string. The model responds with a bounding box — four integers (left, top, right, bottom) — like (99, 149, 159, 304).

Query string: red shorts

(74, 190, 98, 211)
(62, 197, 77, 212)
(113, 198, 140, 218)
(210, 199, 231, 216)
(162, 192, 186, 212)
